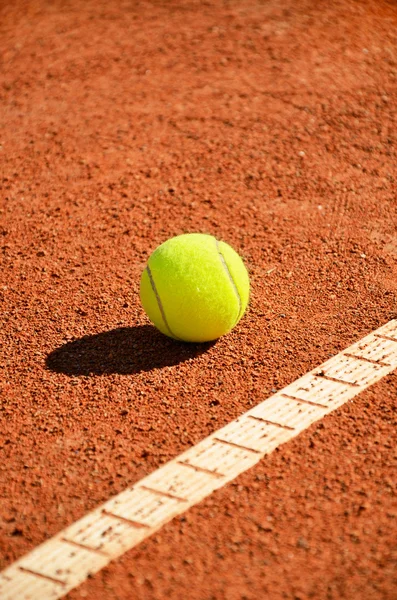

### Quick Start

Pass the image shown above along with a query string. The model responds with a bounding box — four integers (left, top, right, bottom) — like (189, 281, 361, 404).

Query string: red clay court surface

(1, 1, 396, 599)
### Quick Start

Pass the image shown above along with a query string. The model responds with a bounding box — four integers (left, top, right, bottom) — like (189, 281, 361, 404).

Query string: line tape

(1, 319, 397, 600)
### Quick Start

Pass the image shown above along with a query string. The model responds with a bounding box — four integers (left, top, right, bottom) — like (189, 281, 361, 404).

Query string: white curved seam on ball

(146, 265, 180, 340)
(215, 239, 242, 325)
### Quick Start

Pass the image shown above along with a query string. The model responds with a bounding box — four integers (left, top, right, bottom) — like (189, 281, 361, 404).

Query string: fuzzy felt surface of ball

(140, 233, 250, 342)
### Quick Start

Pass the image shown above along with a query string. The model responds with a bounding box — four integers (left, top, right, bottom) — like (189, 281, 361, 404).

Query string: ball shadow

(46, 325, 214, 376)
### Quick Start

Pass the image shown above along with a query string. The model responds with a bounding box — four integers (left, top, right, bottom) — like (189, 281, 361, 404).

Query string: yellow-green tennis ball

(140, 233, 250, 343)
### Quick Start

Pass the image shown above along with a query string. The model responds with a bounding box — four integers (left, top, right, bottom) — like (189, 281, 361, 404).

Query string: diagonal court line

(1, 320, 397, 600)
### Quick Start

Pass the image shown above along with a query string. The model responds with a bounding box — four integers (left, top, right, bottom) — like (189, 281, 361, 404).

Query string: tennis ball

(140, 233, 250, 343)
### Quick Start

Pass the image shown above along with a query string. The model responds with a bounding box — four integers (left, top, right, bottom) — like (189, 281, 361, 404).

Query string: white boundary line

(1, 320, 397, 600)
